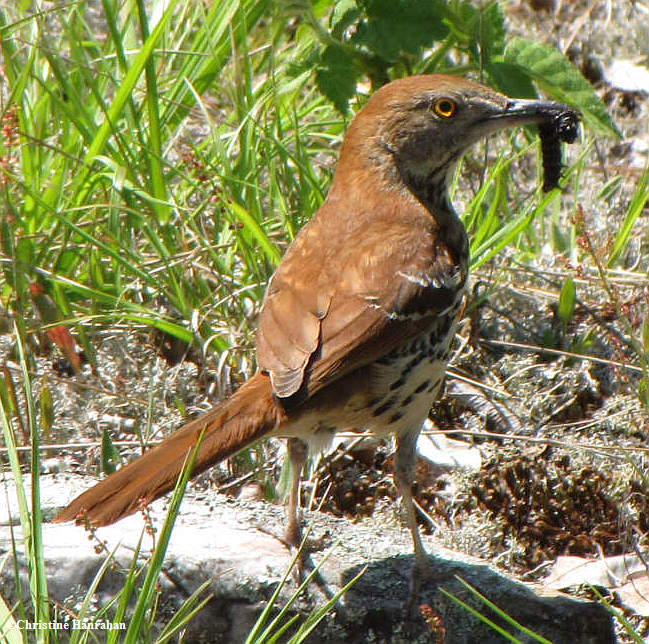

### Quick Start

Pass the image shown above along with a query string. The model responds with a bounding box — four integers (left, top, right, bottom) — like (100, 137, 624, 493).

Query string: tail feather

(53, 373, 285, 526)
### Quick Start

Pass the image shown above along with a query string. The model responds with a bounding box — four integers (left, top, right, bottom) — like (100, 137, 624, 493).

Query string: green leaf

(330, 0, 360, 39)
(486, 61, 537, 98)
(161, 0, 270, 131)
(443, 576, 554, 644)
(607, 166, 649, 266)
(312, 0, 333, 19)
(558, 277, 576, 325)
(39, 381, 54, 441)
(123, 430, 203, 643)
(101, 427, 121, 475)
(639, 377, 649, 413)
(475, 2, 506, 63)
(454, 1, 505, 65)
(504, 37, 620, 137)
(0, 372, 15, 419)
(570, 328, 595, 355)
(16, 236, 34, 266)
(353, 0, 448, 62)
(316, 45, 359, 114)
(225, 201, 282, 266)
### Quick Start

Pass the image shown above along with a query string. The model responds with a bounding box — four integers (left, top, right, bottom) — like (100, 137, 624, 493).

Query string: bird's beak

(484, 96, 581, 191)
(490, 97, 581, 141)
(505, 97, 575, 120)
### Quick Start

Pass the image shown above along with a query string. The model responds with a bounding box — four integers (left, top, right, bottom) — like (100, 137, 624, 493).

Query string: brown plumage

(55, 74, 579, 611)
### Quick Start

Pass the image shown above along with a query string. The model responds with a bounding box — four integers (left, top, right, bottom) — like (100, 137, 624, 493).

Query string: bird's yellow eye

(433, 98, 456, 118)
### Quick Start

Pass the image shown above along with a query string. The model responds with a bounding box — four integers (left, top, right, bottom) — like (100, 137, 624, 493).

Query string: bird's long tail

(53, 373, 285, 527)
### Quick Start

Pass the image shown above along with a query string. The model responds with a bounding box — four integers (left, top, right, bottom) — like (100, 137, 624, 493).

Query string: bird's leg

(266, 436, 328, 559)
(285, 437, 331, 588)
(394, 427, 430, 619)
(260, 437, 330, 591)
(256, 437, 308, 552)
(285, 437, 308, 548)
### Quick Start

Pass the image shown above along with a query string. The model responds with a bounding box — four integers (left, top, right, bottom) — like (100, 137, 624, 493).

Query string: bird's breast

(365, 290, 464, 437)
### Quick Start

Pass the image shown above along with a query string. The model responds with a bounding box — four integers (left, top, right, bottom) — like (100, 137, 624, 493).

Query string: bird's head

(334, 75, 580, 209)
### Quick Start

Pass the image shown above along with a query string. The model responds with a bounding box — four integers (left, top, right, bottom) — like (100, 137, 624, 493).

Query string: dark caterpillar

(538, 109, 581, 192)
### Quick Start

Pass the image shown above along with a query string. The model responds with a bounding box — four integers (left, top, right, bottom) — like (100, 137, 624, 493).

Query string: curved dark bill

(499, 98, 582, 191)
(501, 98, 581, 139)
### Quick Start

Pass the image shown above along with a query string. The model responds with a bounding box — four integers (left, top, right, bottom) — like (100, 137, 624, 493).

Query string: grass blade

(607, 166, 649, 267)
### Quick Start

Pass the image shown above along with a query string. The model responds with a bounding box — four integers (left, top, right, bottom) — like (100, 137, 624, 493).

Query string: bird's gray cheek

(400, 129, 444, 163)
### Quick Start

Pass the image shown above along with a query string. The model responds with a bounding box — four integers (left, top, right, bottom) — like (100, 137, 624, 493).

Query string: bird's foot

(404, 551, 434, 622)
(255, 522, 330, 585)
(286, 524, 336, 601)
(256, 521, 329, 555)
(287, 525, 330, 585)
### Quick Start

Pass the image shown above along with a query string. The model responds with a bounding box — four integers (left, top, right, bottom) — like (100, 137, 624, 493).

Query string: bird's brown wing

(256, 198, 465, 400)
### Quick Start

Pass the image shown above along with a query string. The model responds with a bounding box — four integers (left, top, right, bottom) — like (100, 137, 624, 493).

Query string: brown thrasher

(55, 74, 579, 608)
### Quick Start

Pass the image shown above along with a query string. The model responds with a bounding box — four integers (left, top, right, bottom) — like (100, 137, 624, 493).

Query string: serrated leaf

(330, 0, 360, 39)
(558, 276, 576, 325)
(504, 37, 620, 138)
(286, 35, 320, 79)
(353, 0, 448, 62)
(466, 2, 506, 65)
(316, 45, 359, 114)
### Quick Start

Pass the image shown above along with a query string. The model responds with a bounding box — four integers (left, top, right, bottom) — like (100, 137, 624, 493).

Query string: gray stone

(0, 475, 615, 643)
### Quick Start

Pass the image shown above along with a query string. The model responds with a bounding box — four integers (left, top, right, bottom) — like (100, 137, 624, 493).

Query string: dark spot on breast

(430, 315, 453, 345)
(388, 411, 404, 424)
(414, 380, 430, 394)
(427, 378, 442, 393)
(401, 394, 414, 407)
(373, 395, 398, 417)
(402, 353, 424, 377)
(390, 376, 406, 391)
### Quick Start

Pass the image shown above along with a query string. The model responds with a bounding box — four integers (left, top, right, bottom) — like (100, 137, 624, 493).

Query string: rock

(0, 475, 615, 643)
(606, 59, 649, 93)
(547, 553, 649, 617)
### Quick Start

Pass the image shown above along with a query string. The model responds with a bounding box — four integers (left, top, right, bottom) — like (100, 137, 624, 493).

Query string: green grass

(0, 0, 336, 372)
(0, 2, 349, 639)
(0, 0, 647, 641)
